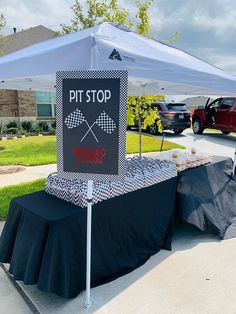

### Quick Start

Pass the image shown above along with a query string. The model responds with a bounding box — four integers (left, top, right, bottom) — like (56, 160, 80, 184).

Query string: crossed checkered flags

(64, 108, 85, 129)
(64, 108, 116, 143)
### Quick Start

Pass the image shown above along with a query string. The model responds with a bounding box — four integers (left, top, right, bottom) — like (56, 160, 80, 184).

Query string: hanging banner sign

(56, 70, 128, 181)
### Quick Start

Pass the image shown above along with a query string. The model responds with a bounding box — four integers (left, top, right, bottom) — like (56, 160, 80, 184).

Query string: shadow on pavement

(9, 223, 220, 314)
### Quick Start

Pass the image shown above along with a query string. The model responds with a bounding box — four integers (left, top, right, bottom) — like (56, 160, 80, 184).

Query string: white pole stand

(84, 179, 93, 309)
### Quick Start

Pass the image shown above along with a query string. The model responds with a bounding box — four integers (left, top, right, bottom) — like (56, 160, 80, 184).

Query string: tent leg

(84, 180, 93, 309)
(233, 148, 236, 176)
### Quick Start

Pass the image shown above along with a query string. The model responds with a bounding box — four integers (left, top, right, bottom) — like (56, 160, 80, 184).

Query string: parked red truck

(192, 97, 236, 134)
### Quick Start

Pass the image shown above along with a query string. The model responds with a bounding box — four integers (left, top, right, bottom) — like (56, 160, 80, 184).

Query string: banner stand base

(84, 301, 92, 309)
(84, 180, 93, 309)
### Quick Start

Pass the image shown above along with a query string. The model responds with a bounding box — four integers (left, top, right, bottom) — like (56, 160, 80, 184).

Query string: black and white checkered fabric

(45, 157, 177, 208)
(95, 111, 116, 134)
(64, 108, 85, 129)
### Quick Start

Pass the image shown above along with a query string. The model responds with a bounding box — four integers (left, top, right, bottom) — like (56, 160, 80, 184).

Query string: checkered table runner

(45, 157, 177, 208)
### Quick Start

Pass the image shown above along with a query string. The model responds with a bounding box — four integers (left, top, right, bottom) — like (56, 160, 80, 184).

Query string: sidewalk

(0, 163, 57, 188)
(0, 152, 161, 188)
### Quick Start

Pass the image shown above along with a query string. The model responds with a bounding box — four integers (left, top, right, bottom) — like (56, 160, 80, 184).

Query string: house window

(37, 103, 52, 117)
(52, 93, 56, 117)
(36, 91, 56, 118)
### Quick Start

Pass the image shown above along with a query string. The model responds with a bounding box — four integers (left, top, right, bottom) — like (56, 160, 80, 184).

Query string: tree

(0, 14, 6, 56)
(60, 0, 132, 34)
(136, 0, 153, 37)
(60, 0, 165, 156)
(0, 13, 5, 31)
(60, 0, 152, 35)
(162, 32, 181, 44)
(127, 95, 164, 157)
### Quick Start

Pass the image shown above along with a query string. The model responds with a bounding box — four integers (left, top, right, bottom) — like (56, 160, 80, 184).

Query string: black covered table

(176, 156, 236, 239)
(0, 177, 177, 298)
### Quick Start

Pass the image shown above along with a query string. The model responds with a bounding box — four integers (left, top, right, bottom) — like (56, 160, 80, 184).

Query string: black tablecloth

(0, 177, 177, 298)
(176, 156, 236, 239)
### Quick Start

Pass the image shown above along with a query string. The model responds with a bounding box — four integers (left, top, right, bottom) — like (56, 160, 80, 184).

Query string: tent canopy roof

(0, 22, 236, 96)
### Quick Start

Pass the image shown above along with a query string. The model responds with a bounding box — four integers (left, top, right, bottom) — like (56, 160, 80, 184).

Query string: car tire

(193, 119, 204, 134)
(173, 129, 184, 135)
(148, 124, 157, 135)
(221, 131, 231, 135)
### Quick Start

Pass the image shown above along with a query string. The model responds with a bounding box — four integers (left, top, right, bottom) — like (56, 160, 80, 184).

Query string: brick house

(0, 25, 56, 126)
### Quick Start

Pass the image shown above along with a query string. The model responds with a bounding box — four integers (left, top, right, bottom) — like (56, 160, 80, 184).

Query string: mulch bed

(0, 166, 26, 175)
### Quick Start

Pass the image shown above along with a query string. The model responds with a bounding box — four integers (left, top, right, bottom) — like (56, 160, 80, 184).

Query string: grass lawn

(126, 132, 184, 153)
(0, 133, 184, 166)
(0, 136, 56, 166)
(0, 133, 184, 219)
(0, 179, 45, 220)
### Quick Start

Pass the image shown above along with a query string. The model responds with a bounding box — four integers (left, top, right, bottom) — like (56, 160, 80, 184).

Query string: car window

(220, 98, 235, 109)
(208, 100, 221, 109)
(166, 104, 187, 111)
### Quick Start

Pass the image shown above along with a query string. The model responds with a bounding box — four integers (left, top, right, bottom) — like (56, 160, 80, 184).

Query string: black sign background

(56, 70, 128, 181)
(63, 78, 119, 175)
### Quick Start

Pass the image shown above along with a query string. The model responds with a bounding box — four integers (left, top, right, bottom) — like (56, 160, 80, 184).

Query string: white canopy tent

(1, 22, 236, 309)
(0, 22, 236, 95)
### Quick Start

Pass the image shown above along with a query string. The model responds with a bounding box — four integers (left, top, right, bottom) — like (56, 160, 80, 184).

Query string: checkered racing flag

(64, 108, 85, 129)
(95, 111, 116, 134)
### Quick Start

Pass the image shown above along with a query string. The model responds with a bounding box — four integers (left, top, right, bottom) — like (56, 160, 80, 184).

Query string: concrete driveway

(5, 223, 236, 314)
(158, 129, 235, 158)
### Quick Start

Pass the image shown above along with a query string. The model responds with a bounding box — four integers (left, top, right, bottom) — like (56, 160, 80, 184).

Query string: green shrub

(51, 128, 56, 135)
(21, 121, 32, 132)
(6, 121, 17, 129)
(34, 127, 42, 133)
(18, 129, 26, 135)
(51, 120, 56, 129)
(38, 121, 49, 132)
(8, 127, 19, 134)
(30, 125, 36, 133)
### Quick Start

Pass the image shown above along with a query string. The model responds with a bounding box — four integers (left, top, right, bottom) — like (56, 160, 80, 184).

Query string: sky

(0, 0, 236, 99)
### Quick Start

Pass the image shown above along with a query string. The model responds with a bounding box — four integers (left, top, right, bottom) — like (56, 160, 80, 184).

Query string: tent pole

(233, 148, 236, 176)
(84, 179, 93, 308)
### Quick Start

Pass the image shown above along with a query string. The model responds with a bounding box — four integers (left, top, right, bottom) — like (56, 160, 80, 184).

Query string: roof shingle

(0, 25, 55, 55)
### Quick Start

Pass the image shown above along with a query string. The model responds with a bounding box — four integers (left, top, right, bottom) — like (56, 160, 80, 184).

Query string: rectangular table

(0, 176, 177, 298)
(176, 156, 236, 239)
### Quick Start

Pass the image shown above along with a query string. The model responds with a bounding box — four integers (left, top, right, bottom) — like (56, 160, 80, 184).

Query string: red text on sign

(73, 147, 106, 164)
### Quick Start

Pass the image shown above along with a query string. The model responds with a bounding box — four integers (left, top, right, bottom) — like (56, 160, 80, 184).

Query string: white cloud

(191, 4, 236, 37)
(147, 0, 236, 73)
(1, 0, 236, 74)
(1, 0, 74, 34)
